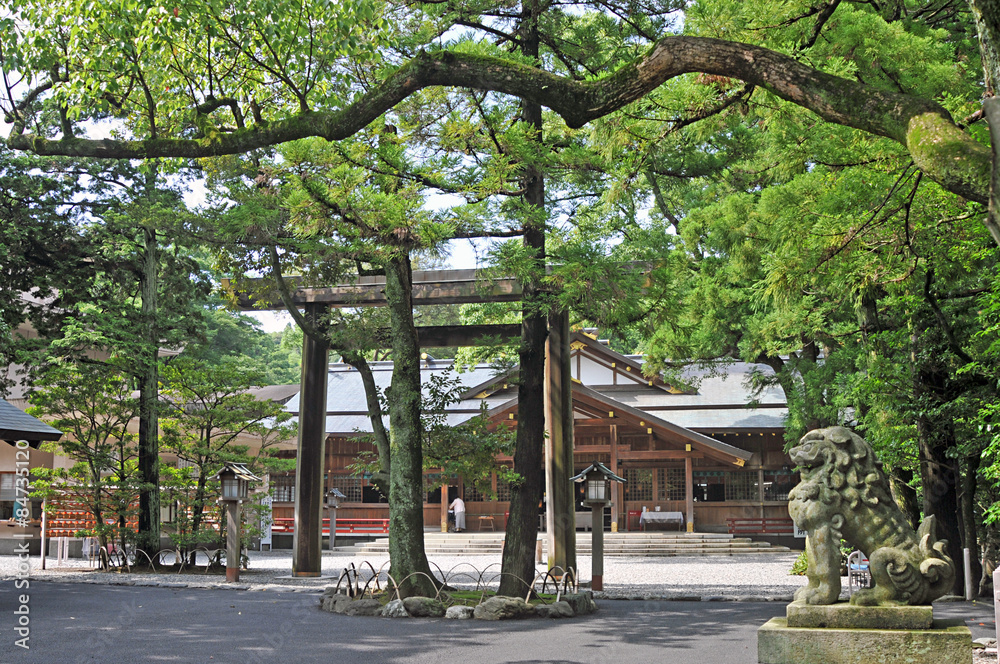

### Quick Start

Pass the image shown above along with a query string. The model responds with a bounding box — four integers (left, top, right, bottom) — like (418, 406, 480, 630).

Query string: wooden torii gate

(225, 268, 578, 577)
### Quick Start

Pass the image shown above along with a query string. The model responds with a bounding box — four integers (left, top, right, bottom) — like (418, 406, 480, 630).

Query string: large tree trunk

(384, 254, 437, 597)
(911, 331, 965, 596)
(960, 452, 984, 596)
(136, 223, 160, 562)
(499, 0, 548, 597)
(888, 467, 921, 532)
(970, 0, 1000, 97)
(916, 422, 964, 596)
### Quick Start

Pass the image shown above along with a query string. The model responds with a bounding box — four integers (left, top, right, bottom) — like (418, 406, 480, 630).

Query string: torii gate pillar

(292, 304, 329, 577)
(545, 309, 576, 575)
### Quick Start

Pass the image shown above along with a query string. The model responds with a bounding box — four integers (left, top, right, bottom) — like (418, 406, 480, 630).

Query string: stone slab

(758, 617, 972, 664)
(786, 600, 933, 630)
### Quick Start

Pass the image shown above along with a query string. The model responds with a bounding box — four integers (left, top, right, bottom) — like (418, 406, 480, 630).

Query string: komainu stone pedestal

(758, 601, 972, 664)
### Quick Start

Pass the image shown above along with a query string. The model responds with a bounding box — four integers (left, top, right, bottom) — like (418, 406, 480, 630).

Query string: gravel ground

(0, 545, 812, 600)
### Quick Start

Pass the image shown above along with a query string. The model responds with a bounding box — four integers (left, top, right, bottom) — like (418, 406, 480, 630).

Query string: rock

(561, 592, 597, 616)
(973, 637, 997, 649)
(786, 600, 933, 630)
(445, 605, 475, 620)
(320, 593, 353, 614)
(473, 596, 536, 620)
(382, 599, 409, 618)
(344, 599, 384, 617)
(535, 601, 574, 619)
(758, 616, 972, 664)
(403, 597, 446, 618)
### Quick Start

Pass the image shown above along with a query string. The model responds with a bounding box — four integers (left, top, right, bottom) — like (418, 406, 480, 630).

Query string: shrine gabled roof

(0, 397, 63, 445)
(567, 331, 691, 393)
(484, 383, 754, 466)
(458, 331, 689, 400)
(290, 352, 786, 438)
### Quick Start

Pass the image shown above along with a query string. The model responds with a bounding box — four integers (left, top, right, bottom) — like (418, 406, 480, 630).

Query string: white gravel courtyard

(0, 545, 810, 601)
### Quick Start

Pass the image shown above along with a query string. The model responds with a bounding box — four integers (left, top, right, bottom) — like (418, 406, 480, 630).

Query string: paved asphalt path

(0, 582, 994, 664)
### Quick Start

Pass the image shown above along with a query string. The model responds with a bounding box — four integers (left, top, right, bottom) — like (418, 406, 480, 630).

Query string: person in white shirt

(448, 497, 466, 532)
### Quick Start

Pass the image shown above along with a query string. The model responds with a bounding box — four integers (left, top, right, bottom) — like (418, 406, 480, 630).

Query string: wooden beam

(413, 324, 521, 347)
(618, 450, 704, 460)
(573, 418, 620, 427)
(222, 269, 522, 310)
(573, 445, 612, 454)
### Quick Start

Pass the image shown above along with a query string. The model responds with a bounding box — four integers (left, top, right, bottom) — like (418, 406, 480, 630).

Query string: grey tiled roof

(285, 361, 509, 435)
(289, 357, 788, 435)
(589, 360, 787, 431)
(0, 397, 62, 443)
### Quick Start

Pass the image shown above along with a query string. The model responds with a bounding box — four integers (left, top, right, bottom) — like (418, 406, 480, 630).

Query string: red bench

(726, 517, 794, 535)
(270, 517, 389, 534)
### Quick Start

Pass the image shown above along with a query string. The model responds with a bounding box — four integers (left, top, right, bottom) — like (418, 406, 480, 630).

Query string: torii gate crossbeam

(225, 269, 577, 578)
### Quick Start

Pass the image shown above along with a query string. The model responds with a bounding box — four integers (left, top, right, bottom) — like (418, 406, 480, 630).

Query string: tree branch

(922, 268, 974, 364)
(7, 37, 990, 207)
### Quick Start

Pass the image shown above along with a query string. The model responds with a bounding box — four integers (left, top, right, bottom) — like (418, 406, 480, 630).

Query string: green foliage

(28, 359, 142, 564)
(159, 356, 296, 555)
(790, 551, 808, 575)
(350, 367, 518, 495)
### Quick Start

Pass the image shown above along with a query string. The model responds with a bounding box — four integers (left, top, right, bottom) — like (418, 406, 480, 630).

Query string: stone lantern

(325, 488, 346, 551)
(571, 462, 625, 591)
(213, 462, 261, 582)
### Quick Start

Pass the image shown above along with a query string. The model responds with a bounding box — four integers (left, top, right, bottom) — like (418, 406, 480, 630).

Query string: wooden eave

(571, 384, 752, 466)
(567, 331, 692, 394)
(460, 370, 519, 400)
(483, 385, 753, 467)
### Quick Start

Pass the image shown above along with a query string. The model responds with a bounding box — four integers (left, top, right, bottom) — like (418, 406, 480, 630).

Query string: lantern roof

(570, 461, 626, 484)
(327, 488, 347, 499)
(212, 462, 262, 483)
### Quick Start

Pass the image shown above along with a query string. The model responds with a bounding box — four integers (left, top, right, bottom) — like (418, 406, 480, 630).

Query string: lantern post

(213, 463, 261, 582)
(325, 488, 345, 551)
(571, 462, 626, 591)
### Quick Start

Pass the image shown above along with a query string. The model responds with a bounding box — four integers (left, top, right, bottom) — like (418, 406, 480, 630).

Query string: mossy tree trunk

(971, 0, 1000, 97)
(136, 221, 160, 562)
(499, 0, 549, 597)
(384, 253, 438, 598)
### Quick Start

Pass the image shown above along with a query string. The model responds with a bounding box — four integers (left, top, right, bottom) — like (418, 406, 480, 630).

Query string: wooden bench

(271, 517, 390, 534)
(726, 518, 794, 535)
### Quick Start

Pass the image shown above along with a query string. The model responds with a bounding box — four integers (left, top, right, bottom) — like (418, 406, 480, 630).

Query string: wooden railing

(270, 517, 389, 534)
(726, 517, 794, 535)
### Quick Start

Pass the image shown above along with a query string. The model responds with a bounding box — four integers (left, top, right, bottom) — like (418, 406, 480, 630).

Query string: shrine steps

(353, 532, 792, 556)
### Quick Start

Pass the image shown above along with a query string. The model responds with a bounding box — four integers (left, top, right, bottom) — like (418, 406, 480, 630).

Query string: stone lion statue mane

(788, 426, 955, 606)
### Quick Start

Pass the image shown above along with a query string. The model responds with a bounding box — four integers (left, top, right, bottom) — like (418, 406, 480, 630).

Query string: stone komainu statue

(788, 427, 955, 606)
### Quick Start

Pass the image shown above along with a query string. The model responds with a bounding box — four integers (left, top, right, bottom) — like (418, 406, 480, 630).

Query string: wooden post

(685, 455, 694, 533)
(293, 304, 330, 577)
(39, 498, 46, 571)
(759, 467, 766, 520)
(545, 309, 575, 574)
(441, 482, 449, 532)
(226, 501, 240, 582)
(591, 503, 604, 591)
(328, 505, 337, 551)
(609, 425, 619, 530)
(994, 567, 999, 664)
